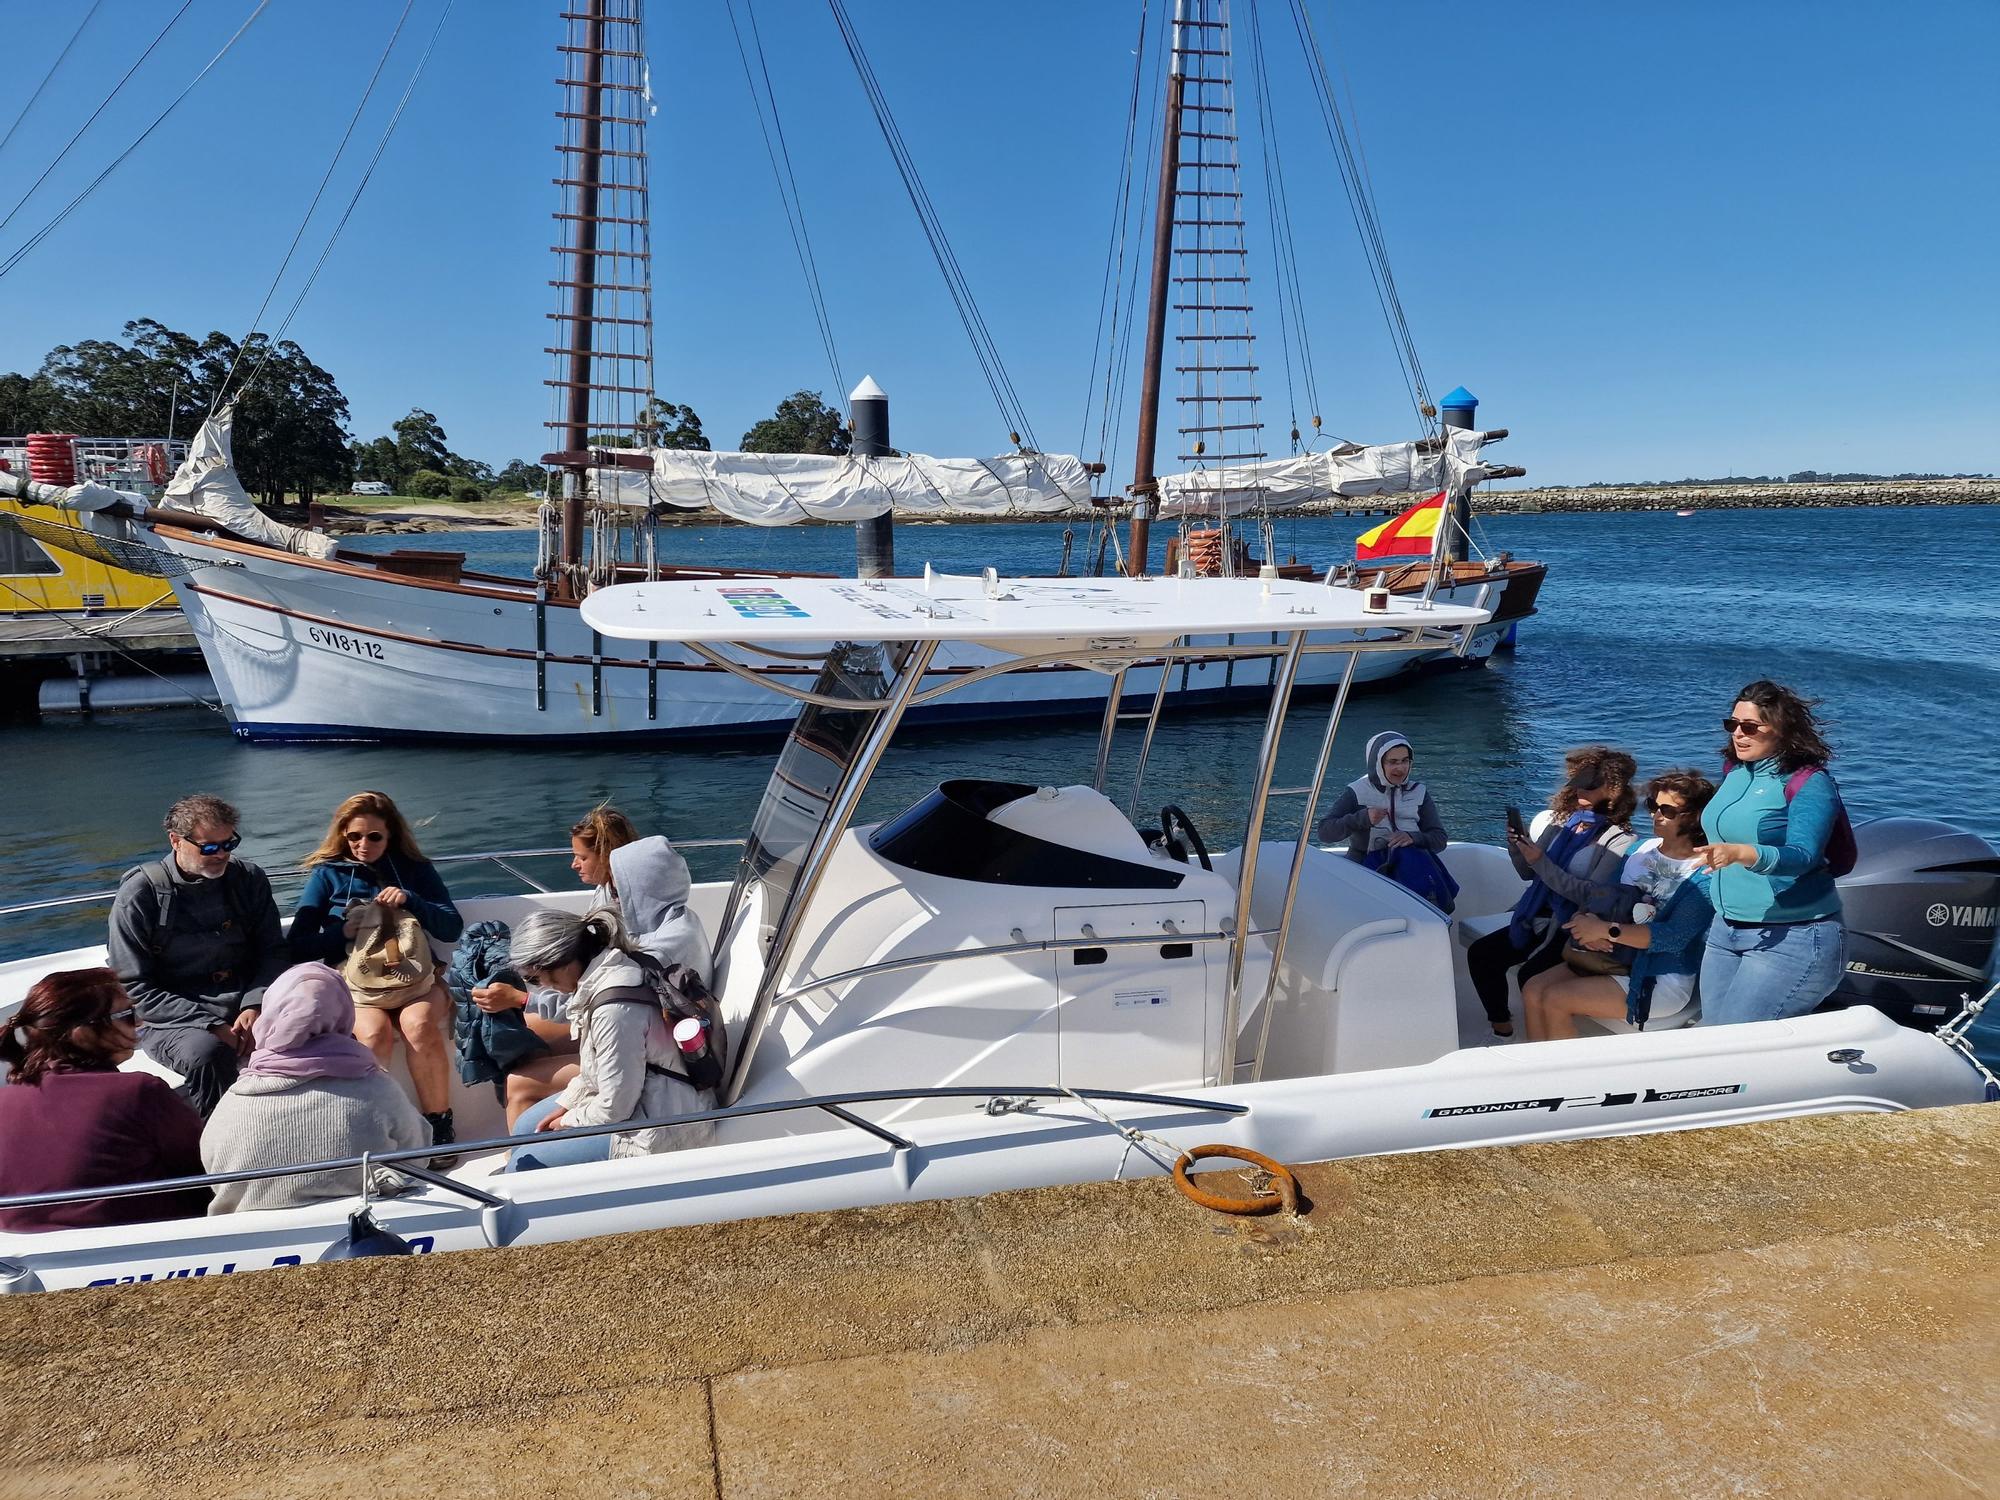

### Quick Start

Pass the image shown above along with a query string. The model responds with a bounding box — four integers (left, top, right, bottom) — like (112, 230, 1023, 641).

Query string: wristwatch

(1606, 923, 1623, 939)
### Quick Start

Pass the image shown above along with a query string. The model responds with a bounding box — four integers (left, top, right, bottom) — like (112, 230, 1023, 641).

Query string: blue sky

(2, 0, 1994, 485)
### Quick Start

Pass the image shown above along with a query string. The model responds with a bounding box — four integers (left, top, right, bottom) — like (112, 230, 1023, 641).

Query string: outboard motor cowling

(1822, 817, 2000, 1030)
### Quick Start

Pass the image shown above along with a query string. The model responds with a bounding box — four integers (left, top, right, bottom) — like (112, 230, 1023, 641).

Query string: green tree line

(2, 320, 853, 506)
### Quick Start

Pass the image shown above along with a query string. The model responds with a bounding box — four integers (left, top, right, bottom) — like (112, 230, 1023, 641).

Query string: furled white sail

(594, 449, 1095, 525)
(163, 409, 338, 559)
(1155, 426, 1497, 519)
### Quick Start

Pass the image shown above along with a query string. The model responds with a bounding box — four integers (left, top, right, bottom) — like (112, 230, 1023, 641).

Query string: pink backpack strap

(1782, 765, 1823, 800)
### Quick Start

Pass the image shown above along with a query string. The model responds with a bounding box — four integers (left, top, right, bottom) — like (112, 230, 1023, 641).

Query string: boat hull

(152, 527, 1526, 742)
(0, 1007, 1983, 1295)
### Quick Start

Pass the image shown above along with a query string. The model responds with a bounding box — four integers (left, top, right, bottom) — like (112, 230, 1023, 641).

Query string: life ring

(138, 443, 170, 485)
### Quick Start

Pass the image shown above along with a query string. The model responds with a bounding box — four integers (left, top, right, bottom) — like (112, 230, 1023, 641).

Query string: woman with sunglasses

(1523, 771, 1717, 1040)
(0, 968, 209, 1231)
(290, 791, 464, 1150)
(1693, 681, 1849, 1025)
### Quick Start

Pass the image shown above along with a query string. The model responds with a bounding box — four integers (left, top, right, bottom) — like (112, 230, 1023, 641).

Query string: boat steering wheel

(1158, 804, 1212, 871)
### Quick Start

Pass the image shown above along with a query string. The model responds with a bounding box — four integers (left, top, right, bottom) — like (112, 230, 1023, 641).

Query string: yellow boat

(0, 438, 203, 709)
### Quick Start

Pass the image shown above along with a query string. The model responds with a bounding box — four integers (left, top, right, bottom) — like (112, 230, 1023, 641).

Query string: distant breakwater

(316, 476, 2000, 536)
(1471, 477, 2000, 515)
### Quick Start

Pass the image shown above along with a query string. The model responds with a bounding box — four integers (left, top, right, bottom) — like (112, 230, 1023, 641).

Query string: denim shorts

(1697, 914, 1846, 1026)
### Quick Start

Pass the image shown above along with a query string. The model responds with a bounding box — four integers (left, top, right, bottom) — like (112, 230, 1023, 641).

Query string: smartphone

(1504, 805, 1527, 841)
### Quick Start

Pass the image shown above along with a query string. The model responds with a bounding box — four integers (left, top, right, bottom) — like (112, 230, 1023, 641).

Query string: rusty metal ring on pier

(1171, 1145, 1300, 1216)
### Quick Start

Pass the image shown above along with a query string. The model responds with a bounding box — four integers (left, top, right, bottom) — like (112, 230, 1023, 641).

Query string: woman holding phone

(1468, 746, 1638, 1037)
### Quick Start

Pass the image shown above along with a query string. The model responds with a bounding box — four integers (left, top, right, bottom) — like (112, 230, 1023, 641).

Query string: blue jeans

(1698, 915, 1846, 1026)
(507, 1093, 615, 1173)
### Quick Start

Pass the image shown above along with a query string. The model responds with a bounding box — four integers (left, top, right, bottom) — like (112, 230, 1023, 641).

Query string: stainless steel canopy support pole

(724, 638, 941, 1106)
(1216, 629, 1305, 1086)
(1250, 646, 1360, 1082)
(1125, 641, 1182, 821)
(1091, 666, 1130, 792)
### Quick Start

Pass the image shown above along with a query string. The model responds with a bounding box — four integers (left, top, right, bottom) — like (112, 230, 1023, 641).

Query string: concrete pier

(1, 1104, 1993, 1498)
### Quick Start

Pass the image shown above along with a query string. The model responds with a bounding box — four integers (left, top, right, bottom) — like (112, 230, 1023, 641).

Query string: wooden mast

(1126, 3, 1187, 577)
(557, 0, 607, 585)
(541, 0, 655, 596)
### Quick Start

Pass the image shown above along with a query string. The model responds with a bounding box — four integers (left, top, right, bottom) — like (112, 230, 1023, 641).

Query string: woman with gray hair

(504, 907, 713, 1172)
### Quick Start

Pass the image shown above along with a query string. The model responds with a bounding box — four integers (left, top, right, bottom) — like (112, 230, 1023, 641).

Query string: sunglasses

(344, 830, 388, 845)
(106, 1005, 138, 1025)
(181, 834, 241, 855)
(1721, 717, 1770, 736)
(1648, 800, 1686, 818)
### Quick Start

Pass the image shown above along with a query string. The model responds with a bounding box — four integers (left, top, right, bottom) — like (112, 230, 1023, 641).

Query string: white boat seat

(1581, 997, 1703, 1036)
(1454, 910, 1513, 950)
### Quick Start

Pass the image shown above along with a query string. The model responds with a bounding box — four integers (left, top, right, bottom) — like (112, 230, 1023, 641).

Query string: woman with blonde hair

(289, 790, 464, 1152)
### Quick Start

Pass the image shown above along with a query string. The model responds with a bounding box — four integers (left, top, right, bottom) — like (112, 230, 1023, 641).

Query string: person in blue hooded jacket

(1693, 680, 1848, 1025)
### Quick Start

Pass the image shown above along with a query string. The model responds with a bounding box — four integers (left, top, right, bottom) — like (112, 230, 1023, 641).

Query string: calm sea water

(6, 504, 1997, 1054)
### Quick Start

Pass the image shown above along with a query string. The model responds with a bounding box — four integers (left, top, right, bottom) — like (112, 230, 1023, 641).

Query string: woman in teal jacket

(1695, 680, 1847, 1025)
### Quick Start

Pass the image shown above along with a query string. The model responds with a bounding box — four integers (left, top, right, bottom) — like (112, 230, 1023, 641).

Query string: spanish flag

(1355, 492, 1446, 562)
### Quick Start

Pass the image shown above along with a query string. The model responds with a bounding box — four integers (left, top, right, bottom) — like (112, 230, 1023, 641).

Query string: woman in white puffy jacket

(503, 907, 714, 1172)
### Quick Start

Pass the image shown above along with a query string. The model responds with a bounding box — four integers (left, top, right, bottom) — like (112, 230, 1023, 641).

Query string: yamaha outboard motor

(1821, 817, 2000, 1030)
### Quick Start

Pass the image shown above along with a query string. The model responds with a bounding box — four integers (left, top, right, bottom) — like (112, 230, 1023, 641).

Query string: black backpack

(600, 957, 728, 1095)
(126, 858, 260, 959)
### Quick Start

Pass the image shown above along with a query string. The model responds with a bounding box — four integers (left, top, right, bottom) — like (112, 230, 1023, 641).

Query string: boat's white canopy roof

(581, 572, 1490, 654)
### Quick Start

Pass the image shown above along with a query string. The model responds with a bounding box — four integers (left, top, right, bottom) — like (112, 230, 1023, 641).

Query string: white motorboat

(2, 574, 1992, 1295)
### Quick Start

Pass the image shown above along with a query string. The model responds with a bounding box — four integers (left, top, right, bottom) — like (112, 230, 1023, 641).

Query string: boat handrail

(0, 1084, 1248, 1215)
(0, 839, 748, 922)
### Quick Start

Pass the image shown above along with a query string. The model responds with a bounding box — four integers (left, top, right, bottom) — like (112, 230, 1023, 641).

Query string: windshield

(720, 641, 915, 953)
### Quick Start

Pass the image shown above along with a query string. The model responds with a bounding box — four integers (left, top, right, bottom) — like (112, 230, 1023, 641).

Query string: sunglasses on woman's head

(182, 834, 241, 855)
(1721, 717, 1769, 735)
(344, 830, 388, 845)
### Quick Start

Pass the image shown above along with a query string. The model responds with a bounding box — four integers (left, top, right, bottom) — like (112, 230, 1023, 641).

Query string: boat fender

(317, 1206, 415, 1261)
(1171, 1145, 1301, 1217)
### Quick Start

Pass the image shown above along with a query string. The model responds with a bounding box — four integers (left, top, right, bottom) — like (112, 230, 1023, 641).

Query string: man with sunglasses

(106, 793, 289, 1116)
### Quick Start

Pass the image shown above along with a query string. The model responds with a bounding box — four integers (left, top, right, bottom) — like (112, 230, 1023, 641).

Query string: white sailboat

(1, 0, 1542, 743)
(0, 574, 1990, 1293)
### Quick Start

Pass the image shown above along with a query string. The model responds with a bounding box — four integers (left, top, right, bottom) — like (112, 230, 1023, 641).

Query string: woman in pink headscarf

(200, 963, 429, 1213)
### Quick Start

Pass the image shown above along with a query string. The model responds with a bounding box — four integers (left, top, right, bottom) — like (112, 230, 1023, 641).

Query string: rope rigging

(1283, 0, 1434, 431)
(0, 0, 108, 163)
(1078, 0, 1158, 470)
(825, 0, 1043, 454)
(227, 0, 456, 407)
(212, 0, 423, 415)
(725, 0, 846, 411)
(0, 1, 274, 285)
(0, 0, 195, 242)
(1242, 0, 1321, 452)
(1079, 0, 1165, 574)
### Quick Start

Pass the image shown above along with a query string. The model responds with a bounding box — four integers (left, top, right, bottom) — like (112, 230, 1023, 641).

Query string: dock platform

(0, 1104, 1992, 1498)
